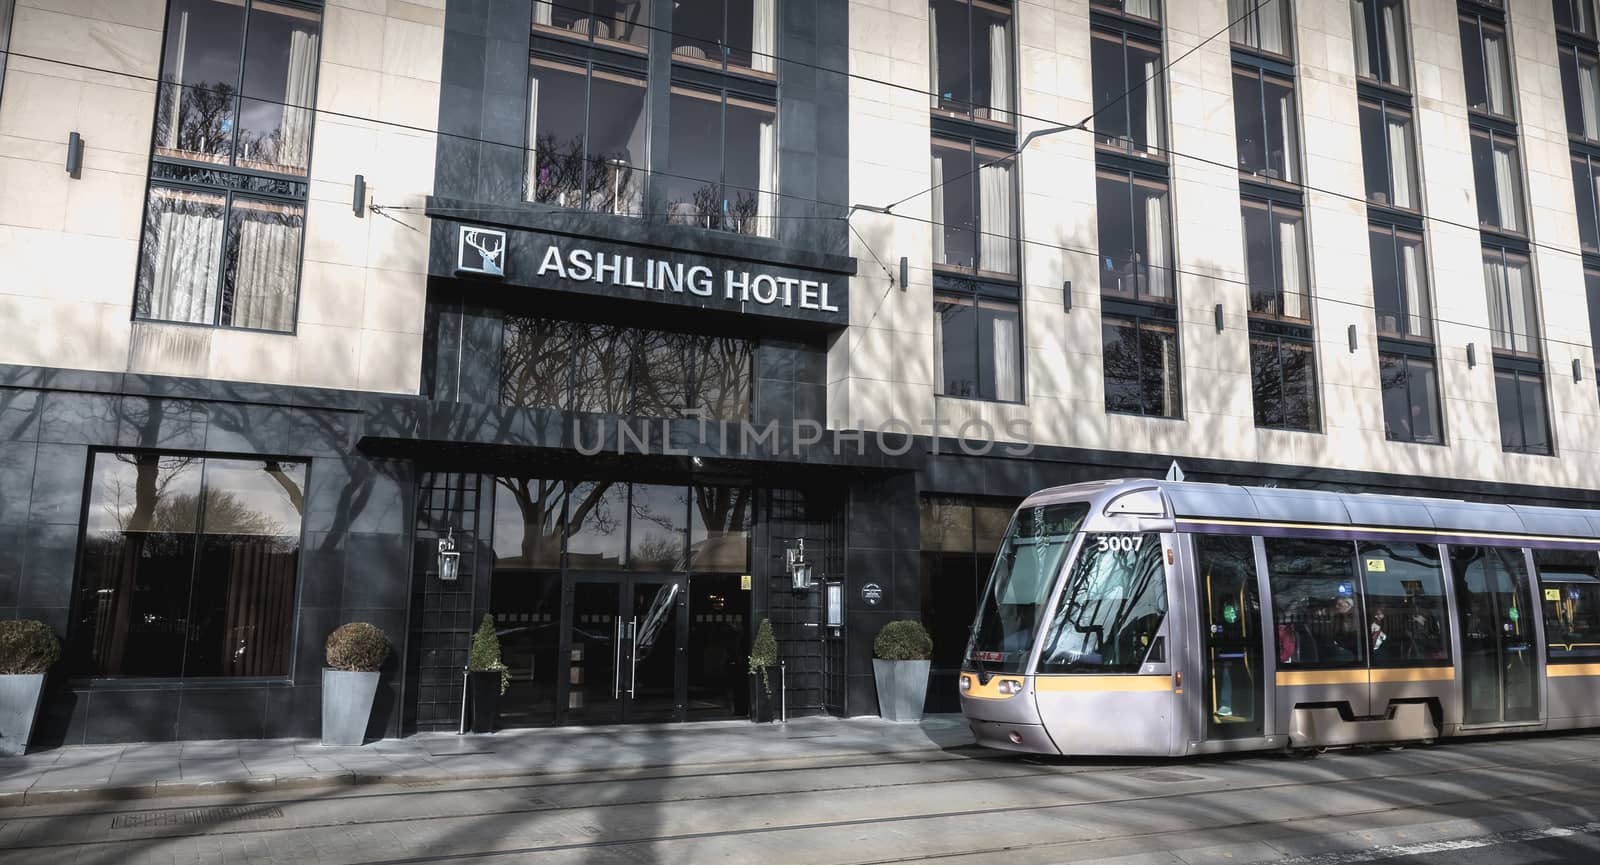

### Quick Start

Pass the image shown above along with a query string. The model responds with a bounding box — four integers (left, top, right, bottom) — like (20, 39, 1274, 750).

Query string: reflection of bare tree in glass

(573, 326, 635, 414)
(634, 332, 694, 416)
(531, 133, 641, 214)
(694, 337, 752, 420)
(501, 316, 575, 409)
(155, 79, 236, 161)
(727, 190, 760, 236)
(692, 486, 752, 571)
(496, 477, 565, 567)
(565, 482, 619, 547)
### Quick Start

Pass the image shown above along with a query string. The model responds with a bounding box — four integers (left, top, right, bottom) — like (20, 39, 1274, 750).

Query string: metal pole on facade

(781, 661, 787, 723)
(458, 668, 468, 735)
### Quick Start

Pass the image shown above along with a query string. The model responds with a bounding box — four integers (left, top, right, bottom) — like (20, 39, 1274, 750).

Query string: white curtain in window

(1258, 0, 1286, 55)
(525, 76, 540, 202)
(279, 29, 318, 173)
(1278, 91, 1299, 184)
(1159, 331, 1173, 416)
(752, 0, 776, 74)
(1228, 0, 1251, 45)
(978, 161, 1015, 274)
(1351, 1, 1373, 78)
(928, 4, 940, 109)
(757, 119, 777, 237)
(1492, 143, 1519, 231)
(930, 154, 946, 264)
(1278, 220, 1304, 319)
(1400, 241, 1425, 337)
(932, 307, 944, 393)
(228, 201, 301, 331)
(993, 315, 1018, 401)
(1387, 114, 1413, 208)
(1484, 32, 1510, 115)
(1126, 0, 1156, 18)
(1144, 193, 1168, 299)
(1142, 58, 1162, 154)
(1506, 262, 1531, 353)
(533, 0, 552, 25)
(148, 199, 223, 324)
(1484, 259, 1508, 350)
(1380, 1, 1403, 84)
(1581, 58, 1600, 140)
(988, 22, 1011, 123)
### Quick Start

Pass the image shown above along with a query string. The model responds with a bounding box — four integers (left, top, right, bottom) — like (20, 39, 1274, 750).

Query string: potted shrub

(872, 620, 933, 722)
(747, 618, 778, 722)
(0, 620, 59, 756)
(322, 622, 389, 746)
(467, 614, 509, 733)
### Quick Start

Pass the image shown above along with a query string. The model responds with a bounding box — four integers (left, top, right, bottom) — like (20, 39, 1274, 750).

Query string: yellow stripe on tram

(1549, 663, 1600, 678)
(1370, 667, 1454, 683)
(1276, 667, 1454, 686)
(1034, 675, 1174, 693)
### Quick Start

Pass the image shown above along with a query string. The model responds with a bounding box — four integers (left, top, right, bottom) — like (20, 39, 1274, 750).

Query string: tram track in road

(4, 735, 1600, 861)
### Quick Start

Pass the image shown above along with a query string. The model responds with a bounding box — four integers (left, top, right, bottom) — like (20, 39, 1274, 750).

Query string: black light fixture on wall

(437, 527, 460, 582)
(65, 132, 84, 179)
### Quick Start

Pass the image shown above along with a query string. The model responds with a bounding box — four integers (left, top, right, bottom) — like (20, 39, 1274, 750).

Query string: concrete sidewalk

(0, 715, 975, 806)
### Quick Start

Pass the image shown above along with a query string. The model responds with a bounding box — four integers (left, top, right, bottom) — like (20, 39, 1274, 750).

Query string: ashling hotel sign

(450, 223, 849, 325)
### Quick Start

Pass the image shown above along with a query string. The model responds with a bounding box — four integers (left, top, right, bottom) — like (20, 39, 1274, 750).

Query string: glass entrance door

(1195, 535, 1266, 739)
(561, 575, 685, 723)
(1450, 546, 1540, 726)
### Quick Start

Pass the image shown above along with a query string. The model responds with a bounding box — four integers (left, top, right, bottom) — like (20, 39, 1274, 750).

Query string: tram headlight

(996, 679, 1023, 696)
(959, 676, 972, 692)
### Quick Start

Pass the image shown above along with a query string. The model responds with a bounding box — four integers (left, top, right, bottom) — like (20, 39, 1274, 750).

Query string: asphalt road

(2, 732, 1600, 864)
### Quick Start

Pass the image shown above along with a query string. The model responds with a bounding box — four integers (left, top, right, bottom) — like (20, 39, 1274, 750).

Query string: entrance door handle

(629, 616, 639, 697)
(613, 617, 622, 699)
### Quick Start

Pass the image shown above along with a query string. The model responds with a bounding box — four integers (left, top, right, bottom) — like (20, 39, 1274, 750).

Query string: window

(1228, 0, 1292, 57)
(932, 138, 1018, 277)
(1103, 315, 1181, 417)
(1575, 154, 1600, 252)
(1460, 13, 1514, 119)
(1091, 0, 1159, 20)
(1380, 353, 1442, 444)
(1496, 368, 1552, 455)
(1587, 269, 1600, 393)
(671, 0, 778, 75)
(920, 495, 1016, 710)
(1351, 0, 1408, 88)
(1556, 0, 1597, 37)
(1250, 336, 1320, 431)
(1241, 199, 1309, 321)
(1359, 99, 1418, 210)
(1096, 170, 1172, 301)
(1533, 549, 1600, 661)
(526, 60, 647, 216)
(629, 484, 691, 571)
(968, 502, 1089, 675)
(70, 453, 305, 678)
(664, 87, 778, 237)
(690, 485, 753, 572)
(501, 316, 753, 420)
(929, 0, 1014, 125)
(532, 0, 650, 52)
(1038, 533, 1167, 674)
(1092, 28, 1165, 157)
(1233, 66, 1300, 184)
(935, 283, 1021, 401)
(1483, 247, 1538, 355)
(137, 0, 320, 333)
(0, 0, 12, 106)
(1357, 541, 1450, 665)
(1471, 127, 1524, 234)
(1559, 45, 1600, 143)
(1266, 539, 1363, 668)
(1369, 225, 1429, 340)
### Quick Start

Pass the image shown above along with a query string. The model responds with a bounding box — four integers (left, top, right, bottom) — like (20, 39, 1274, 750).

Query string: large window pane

(1561, 46, 1600, 142)
(936, 292, 979, 398)
(1241, 200, 1308, 321)
(670, 0, 775, 74)
(1357, 541, 1450, 665)
(1370, 225, 1430, 340)
(930, 0, 1013, 123)
(723, 97, 777, 237)
(629, 484, 688, 571)
(1092, 30, 1164, 157)
(1483, 248, 1538, 356)
(1555, 0, 1596, 37)
(1461, 15, 1514, 118)
(236, 1, 320, 175)
(932, 139, 1016, 277)
(692, 336, 753, 421)
(502, 316, 577, 410)
(1534, 549, 1600, 662)
(690, 486, 752, 571)
(572, 325, 634, 414)
(1352, 0, 1408, 88)
(494, 477, 565, 570)
(1471, 128, 1523, 233)
(1037, 532, 1167, 674)
(527, 61, 647, 214)
(220, 196, 303, 331)
(136, 187, 226, 325)
(566, 481, 627, 569)
(1102, 316, 1180, 418)
(1229, 0, 1292, 57)
(1233, 68, 1299, 184)
(1360, 100, 1417, 209)
(1266, 539, 1363, 668)
(1495, 369, 1552, 455)
(534, 0, 651, 52)
(155, 0, 247, 165)
(665, 88, 777, 237)
(1097, 170, 1172, 301)
(634, 332, 694, 417)
(1091, 0, 1160, 21)
(1251, 336, 1319, 432)
(936, 288, 1020, 402)
(1575, 155, 1600, 253)
(1587, 269, 1600, 383)
(1380, 353, 1442, 444)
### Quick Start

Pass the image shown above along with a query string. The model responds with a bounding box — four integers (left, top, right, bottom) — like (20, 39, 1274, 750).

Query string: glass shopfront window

(526, 60, 648, 216)
(533, 0, 650, 52)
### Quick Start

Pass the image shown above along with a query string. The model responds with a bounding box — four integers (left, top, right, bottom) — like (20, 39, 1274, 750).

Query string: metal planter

(0, 673, 45, 757)
(872, 659, 931, 723)
(321, 669, 380, 746)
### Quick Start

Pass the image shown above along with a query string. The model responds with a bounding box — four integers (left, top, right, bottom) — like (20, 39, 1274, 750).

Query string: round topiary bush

(873, 620, 932, 661)
(0, 620, 60, 675)
(326, 623, 389, 672)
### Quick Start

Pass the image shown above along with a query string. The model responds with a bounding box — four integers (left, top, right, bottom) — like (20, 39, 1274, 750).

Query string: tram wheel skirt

(968, 719, 1058, 754)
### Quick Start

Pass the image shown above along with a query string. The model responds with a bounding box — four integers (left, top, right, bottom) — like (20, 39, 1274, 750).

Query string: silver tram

(958, 479, 1600, 756)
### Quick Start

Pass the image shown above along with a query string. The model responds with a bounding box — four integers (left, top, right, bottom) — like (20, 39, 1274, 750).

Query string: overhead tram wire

(7, 8, 1600, 357)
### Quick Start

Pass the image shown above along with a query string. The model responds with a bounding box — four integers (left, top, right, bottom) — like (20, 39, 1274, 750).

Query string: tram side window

(1532, 549, 1600, 662)
(1037, 533, 1167, 674)
(1356, 541, 1450, 666)
(1265, 538, 1365, 668)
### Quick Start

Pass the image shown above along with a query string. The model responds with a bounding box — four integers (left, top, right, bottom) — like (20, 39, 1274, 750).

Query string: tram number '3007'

(1093, 535, 1144, 553)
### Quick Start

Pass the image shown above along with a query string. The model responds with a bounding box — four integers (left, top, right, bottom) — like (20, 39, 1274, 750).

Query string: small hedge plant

(748, 618, 778, 695)
(0, 620, 60, 675)
(874, 620, 933, 661)
(326, 623, 389, 672)
(469, 614, 510, 696)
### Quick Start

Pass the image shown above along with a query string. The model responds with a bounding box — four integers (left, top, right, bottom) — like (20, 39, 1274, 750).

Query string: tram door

(1195, 535, 1266, 739)
(1450, 546, 1541, 726)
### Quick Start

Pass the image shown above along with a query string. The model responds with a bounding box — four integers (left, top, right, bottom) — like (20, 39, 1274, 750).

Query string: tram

(958, 479, 1600, 756)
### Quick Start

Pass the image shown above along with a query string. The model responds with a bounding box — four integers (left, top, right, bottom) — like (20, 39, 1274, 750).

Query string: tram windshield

(1037, 533, 1167, 673)
(966, 502, 1088, 675)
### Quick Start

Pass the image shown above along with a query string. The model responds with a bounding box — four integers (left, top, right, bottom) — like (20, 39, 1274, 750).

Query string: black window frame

(1470, 123, 1526, 238)
(1351, 0, 1410, 90)
(1249, 329, 1321, 433)
(1558, 42, 1600, 146)
(1379, 348, 1444, 445)
(1231, 59, 1302, 188)
(1101, 302, 1182, 419)
(1460, 7, 1516, 122)
(1090, 0, 1160, 23)
(1483, 243, 1541, 360)
(928, 0, 1017, 128)
(1494, 363, 1554, 456)
(135, 0, 324, 336)
(1228, 0, 1294, 61)
(1241, 194, 1311, 325)
(524, 51, 651, 216)
(934, 275, 1024, 403)
(662, 80, 780, 238)
(1090, 18, 1168, 161)
(1358, 95, 1420, 213)
(1587, 267, 1600, 402)
(1556, 0, 1598, 39)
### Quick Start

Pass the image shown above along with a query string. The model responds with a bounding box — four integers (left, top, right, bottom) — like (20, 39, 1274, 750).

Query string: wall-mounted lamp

(898, 256, 908, 290)
(437, 527, 460, 582)
(1467, 342, 1478, 369)
(1063, 280, 1072, 313)
(65, 132, 84, 179)
(1576, 359, 1585, 382)
(786, 539, 813, 591)
(1347, 324, 1358, 353)
(1214, 304, 1224, 334)
(352, 174, 366, 217)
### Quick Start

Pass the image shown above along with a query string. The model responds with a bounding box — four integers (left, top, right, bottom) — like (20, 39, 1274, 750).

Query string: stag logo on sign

(457, 226, 506, 277)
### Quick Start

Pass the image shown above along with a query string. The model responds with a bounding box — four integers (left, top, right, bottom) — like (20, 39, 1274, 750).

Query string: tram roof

(1022, 479, 1600, 544)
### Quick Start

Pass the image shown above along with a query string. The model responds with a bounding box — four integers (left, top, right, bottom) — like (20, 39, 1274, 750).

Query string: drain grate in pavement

(111, 806, 284, 830)
(1130, 770, 1206, 783)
